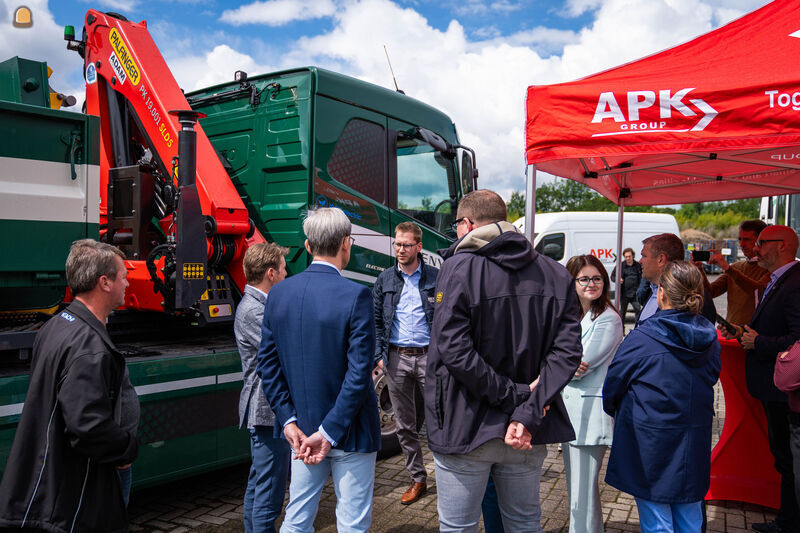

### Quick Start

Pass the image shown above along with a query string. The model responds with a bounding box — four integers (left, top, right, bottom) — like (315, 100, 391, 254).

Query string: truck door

(314, 96, 392, 284)
(388, 119, 459, 269)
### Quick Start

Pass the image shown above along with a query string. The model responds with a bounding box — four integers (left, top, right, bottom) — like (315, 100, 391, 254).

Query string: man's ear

(265, 267, 275, 283)
(304, 239, 312, 255)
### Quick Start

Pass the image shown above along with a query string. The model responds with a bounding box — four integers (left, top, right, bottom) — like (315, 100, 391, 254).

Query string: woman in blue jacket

(562, 254, 622, 533)
(603, 261, 721, 532)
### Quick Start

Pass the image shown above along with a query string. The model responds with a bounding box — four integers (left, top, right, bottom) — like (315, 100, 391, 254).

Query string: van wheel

(373, 366, 424, 460)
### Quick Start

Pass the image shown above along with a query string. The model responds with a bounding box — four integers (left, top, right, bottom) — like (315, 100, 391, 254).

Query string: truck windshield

(396, 138, 455, 236)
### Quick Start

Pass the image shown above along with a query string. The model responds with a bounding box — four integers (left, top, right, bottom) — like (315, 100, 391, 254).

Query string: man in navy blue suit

(257, 207, 381, 533)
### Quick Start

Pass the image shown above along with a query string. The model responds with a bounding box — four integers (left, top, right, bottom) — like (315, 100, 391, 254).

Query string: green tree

(506, 190, 525, 221)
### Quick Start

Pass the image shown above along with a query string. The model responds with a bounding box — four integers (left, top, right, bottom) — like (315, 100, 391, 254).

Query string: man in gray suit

(234, 242, 290, 533)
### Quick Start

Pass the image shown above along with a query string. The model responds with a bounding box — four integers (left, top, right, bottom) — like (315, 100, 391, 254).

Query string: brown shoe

(401, 481, 427, 505)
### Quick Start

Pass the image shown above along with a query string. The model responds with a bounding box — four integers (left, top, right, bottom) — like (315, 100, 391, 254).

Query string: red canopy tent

(525, 0, 800, 207)
(523, 0, 800, 510)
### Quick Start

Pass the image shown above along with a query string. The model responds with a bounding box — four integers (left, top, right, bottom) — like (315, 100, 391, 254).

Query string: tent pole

(525, 164, 536, 242)
(615, 204, 624, 310)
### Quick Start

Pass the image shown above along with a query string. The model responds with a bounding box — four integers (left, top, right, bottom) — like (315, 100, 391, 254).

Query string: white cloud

(220, 0, 336, 26)
(79, 0, 140, 12)
(0, 0, 85, 107)
(0, 0, 771, 200)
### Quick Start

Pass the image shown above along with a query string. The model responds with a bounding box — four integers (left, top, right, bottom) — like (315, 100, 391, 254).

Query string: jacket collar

(306, 262, 342, 275)
(244, 284, 268, 304)
(751, 261, 800, 324)
(64, 299, 117, 351)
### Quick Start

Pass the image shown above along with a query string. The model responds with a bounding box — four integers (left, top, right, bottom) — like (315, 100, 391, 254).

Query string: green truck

(0, 16, 476, 488)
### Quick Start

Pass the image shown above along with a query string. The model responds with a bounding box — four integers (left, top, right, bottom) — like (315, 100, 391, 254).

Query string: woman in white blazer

(562, 254, 623, 533)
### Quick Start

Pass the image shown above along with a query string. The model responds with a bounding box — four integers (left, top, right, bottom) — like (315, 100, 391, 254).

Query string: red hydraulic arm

(76, 10, 263, 316)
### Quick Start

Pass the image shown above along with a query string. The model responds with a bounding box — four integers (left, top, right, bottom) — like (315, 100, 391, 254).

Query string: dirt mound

(681, 228, 714, 242)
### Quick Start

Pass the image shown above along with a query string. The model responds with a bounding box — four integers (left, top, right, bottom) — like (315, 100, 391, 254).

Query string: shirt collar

(397, 260, 422, 277)
(311, 259, 342, 275)
(248, 285, 269, 299)
(771, 260, 799, 283)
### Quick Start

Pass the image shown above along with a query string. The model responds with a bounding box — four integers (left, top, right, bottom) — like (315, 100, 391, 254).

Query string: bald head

(754, 225, 799, 272)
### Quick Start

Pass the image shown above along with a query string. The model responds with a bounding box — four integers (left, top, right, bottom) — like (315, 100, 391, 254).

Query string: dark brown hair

(566, 254, 617, 320)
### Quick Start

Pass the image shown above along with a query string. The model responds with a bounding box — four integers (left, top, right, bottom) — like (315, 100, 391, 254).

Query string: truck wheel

(373, 366, 425, 459)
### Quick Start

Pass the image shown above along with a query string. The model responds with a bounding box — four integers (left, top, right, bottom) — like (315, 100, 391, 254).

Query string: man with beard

(726, 225, 800, 533)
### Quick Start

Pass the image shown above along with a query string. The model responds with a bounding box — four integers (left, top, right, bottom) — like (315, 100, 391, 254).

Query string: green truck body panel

(1, 60, 467, 487)
(0, 60, 101, 311)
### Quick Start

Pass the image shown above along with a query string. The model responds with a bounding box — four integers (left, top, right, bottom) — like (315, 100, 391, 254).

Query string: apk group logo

(589, 88, 718, 137)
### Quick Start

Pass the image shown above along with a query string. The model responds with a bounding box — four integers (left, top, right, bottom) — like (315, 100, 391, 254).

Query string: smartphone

(691, 250, 711, 262)
(716, 313, 737, 336)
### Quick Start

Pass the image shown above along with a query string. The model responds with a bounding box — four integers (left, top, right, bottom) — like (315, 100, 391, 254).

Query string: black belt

(389, 344, 428, 356)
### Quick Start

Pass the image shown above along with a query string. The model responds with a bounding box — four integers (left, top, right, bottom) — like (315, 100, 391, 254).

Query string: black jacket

(747, 261, 800, 402)
(611, 260, 642, 299)
(0, 300, 138, 533)
(373, 254, 438, 365)
(425, 222, 582, 454)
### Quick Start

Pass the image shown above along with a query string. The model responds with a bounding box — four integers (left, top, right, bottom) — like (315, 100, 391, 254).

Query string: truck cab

(186, 66, 476, 281)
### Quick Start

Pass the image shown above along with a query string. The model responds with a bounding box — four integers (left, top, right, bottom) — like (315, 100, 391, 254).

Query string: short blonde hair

(658, 261, 704, 314)
(243, 242, 289, 284)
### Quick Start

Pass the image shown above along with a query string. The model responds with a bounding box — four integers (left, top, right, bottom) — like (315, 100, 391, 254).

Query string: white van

(514, 212, 680, 293)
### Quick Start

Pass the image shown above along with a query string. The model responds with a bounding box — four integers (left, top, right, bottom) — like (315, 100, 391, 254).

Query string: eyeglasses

(755, 239, 783, 247)
(393, 242, 418, 250)
(451, 217, 473, 232)
(575, 276, 604, 286)
(348, 236, 355, 246)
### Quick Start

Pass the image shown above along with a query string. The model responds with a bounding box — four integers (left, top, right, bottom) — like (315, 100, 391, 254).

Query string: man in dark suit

(730, 224, 800, 533)
(256, 207, 381, 533)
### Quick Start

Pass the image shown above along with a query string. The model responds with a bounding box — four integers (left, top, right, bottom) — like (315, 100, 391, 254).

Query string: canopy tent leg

(615, 204, 624, 310)
(525, 164, 536, 242)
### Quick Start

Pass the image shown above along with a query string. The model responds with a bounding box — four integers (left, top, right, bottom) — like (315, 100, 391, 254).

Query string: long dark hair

(566, 254, 617, 320)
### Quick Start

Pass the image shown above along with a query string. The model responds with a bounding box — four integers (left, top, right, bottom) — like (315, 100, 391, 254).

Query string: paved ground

(127, 285, 780, 532)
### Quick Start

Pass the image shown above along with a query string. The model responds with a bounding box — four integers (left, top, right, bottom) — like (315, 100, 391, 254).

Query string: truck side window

(535, 232, 565, 261)
(396, 136, 455, 234)
(327, 119, 387, 203)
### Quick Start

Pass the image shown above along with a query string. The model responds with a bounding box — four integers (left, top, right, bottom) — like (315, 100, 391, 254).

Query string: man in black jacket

(425, 189, 582, 532)
(729, 225, 800, 533)
(611, 248, 643, 321)
(373, 221, 438, 505)
(0, 239, 139, 533)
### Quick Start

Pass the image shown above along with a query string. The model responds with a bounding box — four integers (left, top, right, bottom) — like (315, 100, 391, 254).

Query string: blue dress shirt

(389, 263, 430, 347)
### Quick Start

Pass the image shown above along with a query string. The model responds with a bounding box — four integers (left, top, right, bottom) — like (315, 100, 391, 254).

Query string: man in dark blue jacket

(373, 221, 438, 504)
(257, 207, 380, 533)
(426, 189, 582, 532)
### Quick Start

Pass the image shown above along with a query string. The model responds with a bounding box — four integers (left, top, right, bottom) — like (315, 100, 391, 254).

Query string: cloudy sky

(1, 0, 769, 198)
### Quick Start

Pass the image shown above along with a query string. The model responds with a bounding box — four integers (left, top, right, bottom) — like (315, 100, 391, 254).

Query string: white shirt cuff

(319, 425, 337, 447)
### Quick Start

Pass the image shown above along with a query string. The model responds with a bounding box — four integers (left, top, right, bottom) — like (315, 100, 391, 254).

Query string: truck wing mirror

(414, 127, 452, 155)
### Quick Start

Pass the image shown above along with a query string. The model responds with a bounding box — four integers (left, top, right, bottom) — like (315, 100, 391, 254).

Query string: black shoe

(751, 520, 786, 533)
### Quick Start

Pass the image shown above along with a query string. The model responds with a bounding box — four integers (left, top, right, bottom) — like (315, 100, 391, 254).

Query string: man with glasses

(723, 225, 800, 533)
(372, 221, 438, 505)
(706, 219, 770, 325)
(426, 189, 582, 532)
